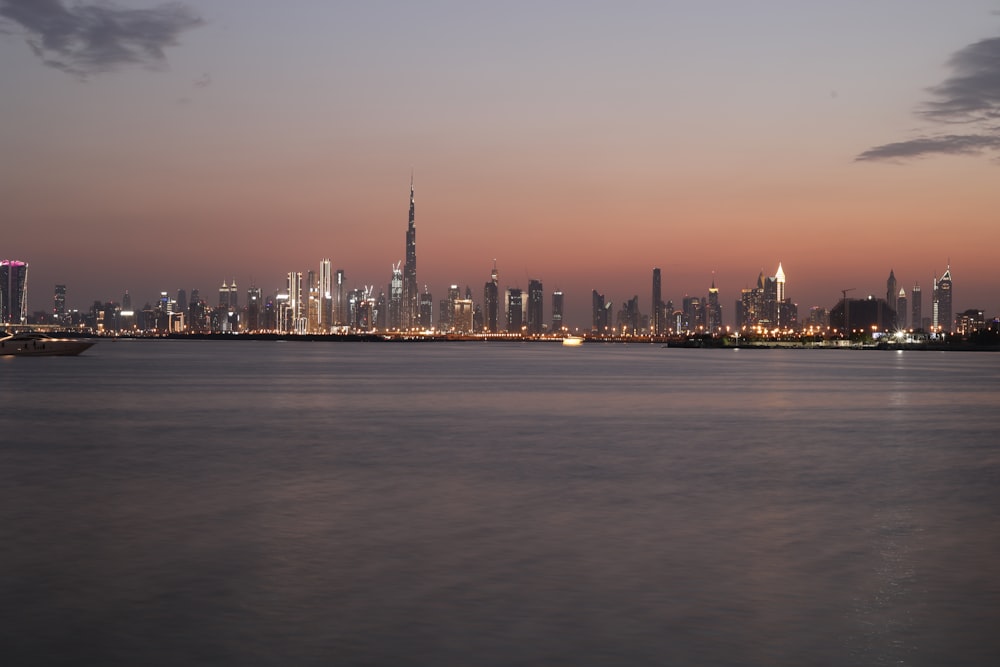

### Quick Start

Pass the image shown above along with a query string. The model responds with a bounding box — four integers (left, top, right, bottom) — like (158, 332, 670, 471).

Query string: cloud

(0, 0, 202, 78)
(857, 34, 1000, 162)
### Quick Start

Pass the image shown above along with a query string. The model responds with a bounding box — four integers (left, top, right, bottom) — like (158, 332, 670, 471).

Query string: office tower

(388, 261, 403, 330)
(246, 284, 261, 331)
(54, 284, 66, 319)
(651, 268, 662, 336)
(1, 260, 28, 324)
(335, 269, 346, 326)
(419, 286, 432, 329)
(219, 280, 230, 308)
(229, 280, 238, 309)
(453, 299, 474, 333)
(527, 279, 543, 334)
(287, 271, 303, 333)
(619, 295, 640, 334)
(176, 289, 188, 316)
(402, 176, 418, 329)
(307, 270, 320, 333)
(682, 296, 701, 332)
(886, 269, 897, 323)
(707, 278, 721, 333)
(320, 258, 333, 331)
(123, 289, 132, 311)
(896, 288, 907, 330)
(775, 262, 785, 304)
(506, 288, 523, 333)
(552, 290, 564, 331)
(911, 283, 922, 330)
(484, 260, 499, 333)
(933, 264, 952, 333)
(592, 290, 609, 332)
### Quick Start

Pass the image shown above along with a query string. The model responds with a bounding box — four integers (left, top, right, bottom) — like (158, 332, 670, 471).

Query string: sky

(2, 0, 999, 328)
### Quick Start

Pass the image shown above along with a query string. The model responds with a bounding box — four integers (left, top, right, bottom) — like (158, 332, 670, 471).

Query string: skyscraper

(896, 287, 907, 330)
(484, 261, 499, 333)
(775, 262, 786, 304)
(389, 261, 403, 330)
(527, 279, 543, 334)
(911, 283, 922, 330)
(707, 278, 721, 333)
(933, 264, 953, 332)
(54, 284, 66, 320)
(651, 268, 662, 336)
(552, 290, 564, 332)
(507, 288, 523, 333)
(0, 260, 28, 325)
(592, 290, 609, 332)
(335, 269, 346, 326)
(402, 176, 418, 329)
(319, 258, 333, 331)
(886, 269, 897, 322)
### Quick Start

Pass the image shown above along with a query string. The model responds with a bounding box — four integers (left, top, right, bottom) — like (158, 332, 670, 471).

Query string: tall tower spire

(402, 174, 418, 329)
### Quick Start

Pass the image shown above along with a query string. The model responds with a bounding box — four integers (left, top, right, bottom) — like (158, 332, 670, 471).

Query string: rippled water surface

(2, 341, 999, 665)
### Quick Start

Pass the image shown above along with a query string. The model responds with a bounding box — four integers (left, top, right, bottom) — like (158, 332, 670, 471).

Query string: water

(2, 341, 999, 666)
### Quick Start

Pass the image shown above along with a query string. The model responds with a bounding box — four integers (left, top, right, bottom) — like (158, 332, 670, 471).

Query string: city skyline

(2, 1, 999, 325)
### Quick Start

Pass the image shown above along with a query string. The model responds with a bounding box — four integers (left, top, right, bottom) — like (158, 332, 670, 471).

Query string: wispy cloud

(857, 34, 1000, 162)
(0, 0, 202, 78)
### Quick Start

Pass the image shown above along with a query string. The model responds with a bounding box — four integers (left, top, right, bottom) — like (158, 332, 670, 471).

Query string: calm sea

(2, 341, 999, 666)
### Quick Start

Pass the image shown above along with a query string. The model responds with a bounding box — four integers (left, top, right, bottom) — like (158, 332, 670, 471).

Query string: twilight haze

(1, 0, 998, 327)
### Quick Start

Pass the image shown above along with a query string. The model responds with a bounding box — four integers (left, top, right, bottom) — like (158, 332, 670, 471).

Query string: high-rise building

(484, 260, 499, 333)
(527, 279, 543, 334)
(651, 268, 662, 336)
(896, 288, 907, 330)
(319, 258, 333, 331)
(246, 285, 262, 331)
(592, 290, 609, 332)
(388, 261, 403, 330)
(775, 262, 786, 304)
(933, 264, 953, 333)
(176, 289, 188, 316)
(287, 271, 303, 333)
(54, 284, 66, 319)
(911, 283, 922, 331)
(707, 278, 721, 333)
(335, 269, 346, 326)
(507, 288, 523, 333)
(1, 260, 29, 324)
(402, 176, 418, 329)
(552, 290, 564, 331)
(886, 269, 897, 324)
(419, 286, 433, 329)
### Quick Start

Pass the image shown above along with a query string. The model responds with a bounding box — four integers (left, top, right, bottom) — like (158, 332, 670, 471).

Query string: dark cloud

(0, 0, 202, 78)
(855, 133, 1000, 161)
(857, 34, 1000, 162)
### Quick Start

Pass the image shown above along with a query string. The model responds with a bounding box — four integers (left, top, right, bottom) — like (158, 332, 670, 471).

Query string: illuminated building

(896, 288, 907, 329)
(707, 278, 722, 333)
(54, 284, 66, 321)
(246, 285, 261, 331)
(955, 309, 984, 335)
(419, 286, 432, 329)
(651, 268, 662, 335)
(388, 261, 402, 330)
(1, 260, 29, 325)
(507, 288, 523, 333)
(402, 176, 418, 329)
(886, 269, 897, 325)
(484, 261, 499, 333)
(335, 269, 346, 326)
(287, 271, 303, 333)
(453, 299, 474, 333)
(911, 283, 922, 330)
(307, 270, 320, 333)
(933, 264, 953, 332)
(527, 279, 543, 334)
(319, 258, 333, 331)
(592, 290, 609, 332)
(552, 290, 564, 331)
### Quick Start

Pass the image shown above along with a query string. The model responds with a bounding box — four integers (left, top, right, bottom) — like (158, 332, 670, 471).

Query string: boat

(562, 335, 584, 347)
(0, 331, 95, 357)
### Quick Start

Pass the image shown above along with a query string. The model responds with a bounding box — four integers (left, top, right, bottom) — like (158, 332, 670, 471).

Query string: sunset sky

(2, 0, 998, 327)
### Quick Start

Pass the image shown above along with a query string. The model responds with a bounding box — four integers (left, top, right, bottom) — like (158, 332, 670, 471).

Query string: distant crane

(841, 288, 856, 336)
